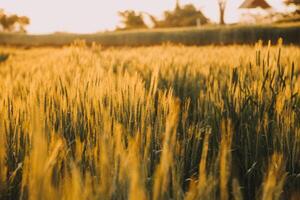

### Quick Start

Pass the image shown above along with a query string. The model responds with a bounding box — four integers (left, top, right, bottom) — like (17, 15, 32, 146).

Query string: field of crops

(0, 41, 299, 200)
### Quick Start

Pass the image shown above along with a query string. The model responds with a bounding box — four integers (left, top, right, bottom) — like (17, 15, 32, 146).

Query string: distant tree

(0, 9, 30, 32)
(218, 0, 227, 25)
(284, 0, 300, 13)
(117, 10, 147, 30)
(0, 14, 18, 32)
(285, 0, 300, 6)
(17, 16, 30, 33)
(150, 4, 209, 28)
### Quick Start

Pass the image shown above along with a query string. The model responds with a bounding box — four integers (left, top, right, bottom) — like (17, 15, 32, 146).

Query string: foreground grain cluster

(0, 41, 299, 200)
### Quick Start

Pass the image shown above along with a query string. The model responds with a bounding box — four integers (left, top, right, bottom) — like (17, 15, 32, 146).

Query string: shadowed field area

(0, 42, 299, 200)
(0, 23, 300, 47)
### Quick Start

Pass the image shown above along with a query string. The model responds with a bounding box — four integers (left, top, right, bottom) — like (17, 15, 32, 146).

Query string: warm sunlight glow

(2, 0, 286, 33)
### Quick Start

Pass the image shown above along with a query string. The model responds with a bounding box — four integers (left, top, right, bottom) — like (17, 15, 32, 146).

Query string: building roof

(239, 0, 271, 9)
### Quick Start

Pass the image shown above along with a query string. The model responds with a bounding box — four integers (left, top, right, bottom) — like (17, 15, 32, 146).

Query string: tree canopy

(117, 10, 147, 30)
(0, 9, 30, 33)
(285, 0, 300, 5)
(150, 4, 209, 28)
(284, 0, 300, 13)
(117, 4, 209, 30)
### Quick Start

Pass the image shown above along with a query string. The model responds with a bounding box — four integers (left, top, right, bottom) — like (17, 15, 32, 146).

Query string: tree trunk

(219, 6, 225, 25)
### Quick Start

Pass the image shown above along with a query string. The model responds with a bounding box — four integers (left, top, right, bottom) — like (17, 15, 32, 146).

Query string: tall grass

(0, 41, 299, 200)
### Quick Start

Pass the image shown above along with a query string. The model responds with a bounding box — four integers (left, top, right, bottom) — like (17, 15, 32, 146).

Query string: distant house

(239, 0, 271, 9)
(239, 0, 273, 23)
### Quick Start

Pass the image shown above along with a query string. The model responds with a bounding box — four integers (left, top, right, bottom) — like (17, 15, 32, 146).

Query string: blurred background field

(1, 0, 300, 47)
(0, 23, 300, 47)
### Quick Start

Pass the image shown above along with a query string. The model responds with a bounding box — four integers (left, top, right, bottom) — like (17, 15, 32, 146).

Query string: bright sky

(1, 0, 286, 34)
